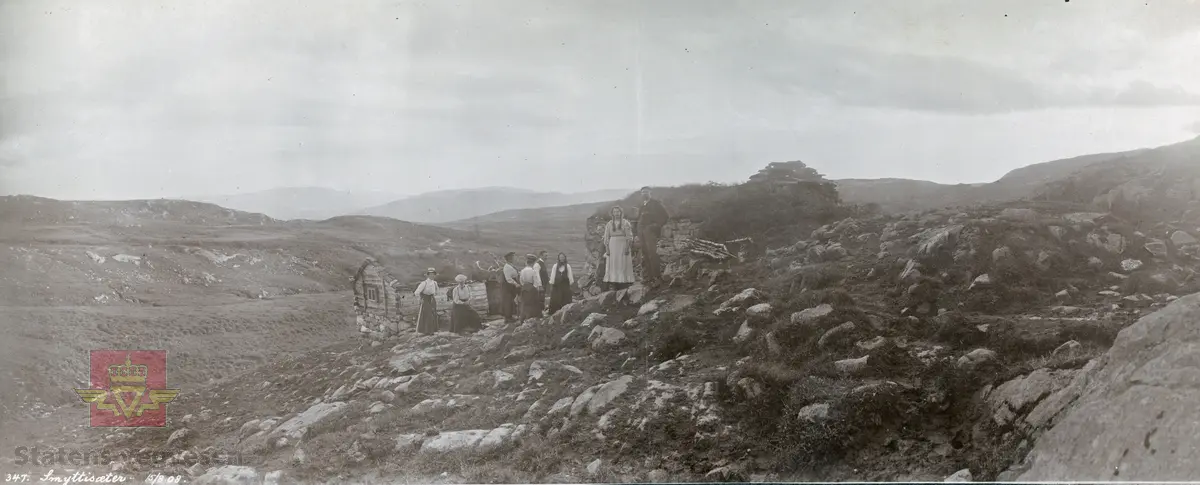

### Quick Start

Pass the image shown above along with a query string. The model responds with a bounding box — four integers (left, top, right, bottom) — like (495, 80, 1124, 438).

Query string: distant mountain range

(187, 186, 633, 223)
(356, 187, 634, 223)
(187, 187, 401, 221)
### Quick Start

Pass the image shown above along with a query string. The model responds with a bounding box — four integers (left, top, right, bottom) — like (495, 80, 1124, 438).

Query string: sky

(3, 0, 1200, 200)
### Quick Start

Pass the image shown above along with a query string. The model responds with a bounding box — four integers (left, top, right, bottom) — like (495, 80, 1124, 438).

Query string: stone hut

(352, 258, 403, 332)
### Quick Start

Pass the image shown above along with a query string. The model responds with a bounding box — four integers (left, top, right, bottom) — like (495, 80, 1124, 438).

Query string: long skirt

(416, 294, 438, 334)
(548, 283, 572, 315)
(519, 283, 542, 320)
(604, 235, 635, 284)
(450, 303, 483, 333)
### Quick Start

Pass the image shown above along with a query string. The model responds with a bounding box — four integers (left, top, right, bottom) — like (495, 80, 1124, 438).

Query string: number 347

(5, 474, 30, 483)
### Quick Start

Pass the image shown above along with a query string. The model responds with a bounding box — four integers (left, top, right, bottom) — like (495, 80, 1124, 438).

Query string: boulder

(637, 300, 661, 317)
(745, 303, 773, 319)
(968, 274, 991, 291)
(1171, 230, 1198, 247)
(834, 356, 869, 375)
(580, 313, 608, 327)
(715, 288, 764, 315)
(1120, 259, 1144, 272)
(944, 468, 973, 482)
(193, 466, 259, 485)
(271, 402, 347, 440)
(1021, 294, 1200, 480)
(791, 303, 833, 326)
(588, 326, 626, 350)
(733, 321, 755, 344)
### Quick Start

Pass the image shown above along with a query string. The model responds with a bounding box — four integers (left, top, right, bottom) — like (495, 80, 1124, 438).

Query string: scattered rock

(271, 402, 347, 440)
(637, 301, 660, 317)
(899, 259, 923, 281)
(421, 429, 489, 453)
(817, 321, 857, 349)
(968, 274, 991, 290)
(166, 428, 191, 448)
(796, 403, 830, 422)
(834, 356, 869, 375)
(1171, 230, 1198, 247)
(1145, 239, 1169, 258)
(715, 288, 764, 314)
(745, 303, 772, 319)
(1052, 340, 1082, 357)
(586, 458, 603, 477)
(193, 466, 259, 485)
(580, 313, 608, 327)
(944, 468, 973, 482)
(1121, 259, 1144, 272)
(957, 348, 997, 368)
(588, 326, 626, 350)
(791, 303, 834, 326)
(733, 321, 755, 344)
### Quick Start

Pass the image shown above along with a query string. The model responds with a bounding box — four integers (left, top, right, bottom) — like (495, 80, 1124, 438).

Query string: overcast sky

(3, 0, 1200, 200)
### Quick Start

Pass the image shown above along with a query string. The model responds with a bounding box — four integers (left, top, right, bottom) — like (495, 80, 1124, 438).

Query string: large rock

(588, 326, 626, 350)
(421, 429, 489, 453)
(271, 402, 347, 440)
(570, 375, 634, 417)
(1020, 293, 1200, 480)
(715, 288, 764, 315)
(791, 303, 833, 326)
(193, 466, 259, 485)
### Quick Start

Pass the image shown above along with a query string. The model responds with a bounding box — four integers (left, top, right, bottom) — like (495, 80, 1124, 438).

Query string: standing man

(501, 252, 519, 323)
(535, 250, 550, 309)
(636, 186, 670, 282)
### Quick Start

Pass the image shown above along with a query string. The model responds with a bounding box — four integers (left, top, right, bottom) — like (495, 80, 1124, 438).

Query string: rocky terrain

(0, 196, 535, 438)
(7, 138, 1200, 483)
(11, 187, 1200, 483)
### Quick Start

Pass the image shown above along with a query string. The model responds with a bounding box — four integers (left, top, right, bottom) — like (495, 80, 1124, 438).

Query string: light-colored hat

(425, 268, 436, 274)
(455, 274, 467, 283)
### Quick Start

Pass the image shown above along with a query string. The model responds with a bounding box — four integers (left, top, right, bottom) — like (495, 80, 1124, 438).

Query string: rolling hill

(187, 187, 402, 221)
(359, 187, 633, 224)
(0, 195, 526, 430)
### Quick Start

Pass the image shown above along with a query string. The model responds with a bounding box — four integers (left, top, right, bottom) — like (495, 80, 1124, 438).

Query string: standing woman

(518, 254, 544, 320)
(450, 274, 483, 333)
(603, 206, 635, 290)
(547, 252, 575, 314)
(413, 268, 439, 334)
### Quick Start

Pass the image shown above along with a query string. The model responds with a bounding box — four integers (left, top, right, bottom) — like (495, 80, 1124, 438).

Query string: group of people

(499, 250, 576, 323)
(408, 186, 671, 333)
(411, 269, 485, 335)
(599, 186, 670, 290)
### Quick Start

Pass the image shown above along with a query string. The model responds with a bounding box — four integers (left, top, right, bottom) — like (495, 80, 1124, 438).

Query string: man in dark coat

(636, 186, 670, 281)
(536, 250, 550, 308)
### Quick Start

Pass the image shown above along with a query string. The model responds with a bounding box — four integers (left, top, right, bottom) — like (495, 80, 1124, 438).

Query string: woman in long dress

(603, 206, 635, 290)
(547, 252, 574, 314)
(518, 254, 544, 321)
(413, 268, 439, 334)
(449, 274, 483, 333)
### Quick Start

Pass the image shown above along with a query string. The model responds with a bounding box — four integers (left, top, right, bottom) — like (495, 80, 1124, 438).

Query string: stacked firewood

(683, 238, 736, 260)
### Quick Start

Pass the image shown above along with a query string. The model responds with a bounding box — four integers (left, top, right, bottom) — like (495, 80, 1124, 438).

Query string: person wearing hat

(449, 274, 483, 333)
(413, 268, 440, 334)
(518, 254, 544, 321)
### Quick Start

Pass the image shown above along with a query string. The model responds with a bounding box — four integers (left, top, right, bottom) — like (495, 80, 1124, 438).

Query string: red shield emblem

(75, 350, 179, 427)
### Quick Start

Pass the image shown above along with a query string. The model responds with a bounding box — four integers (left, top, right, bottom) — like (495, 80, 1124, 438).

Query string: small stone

(1120, 259, 1143, 272)
(796, 403, 830, 421)
(586, 458, 603, 477)
(1052, 340, 1082, 357)
(834, 356, 869, 375)
(968, 274, 991, 290)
